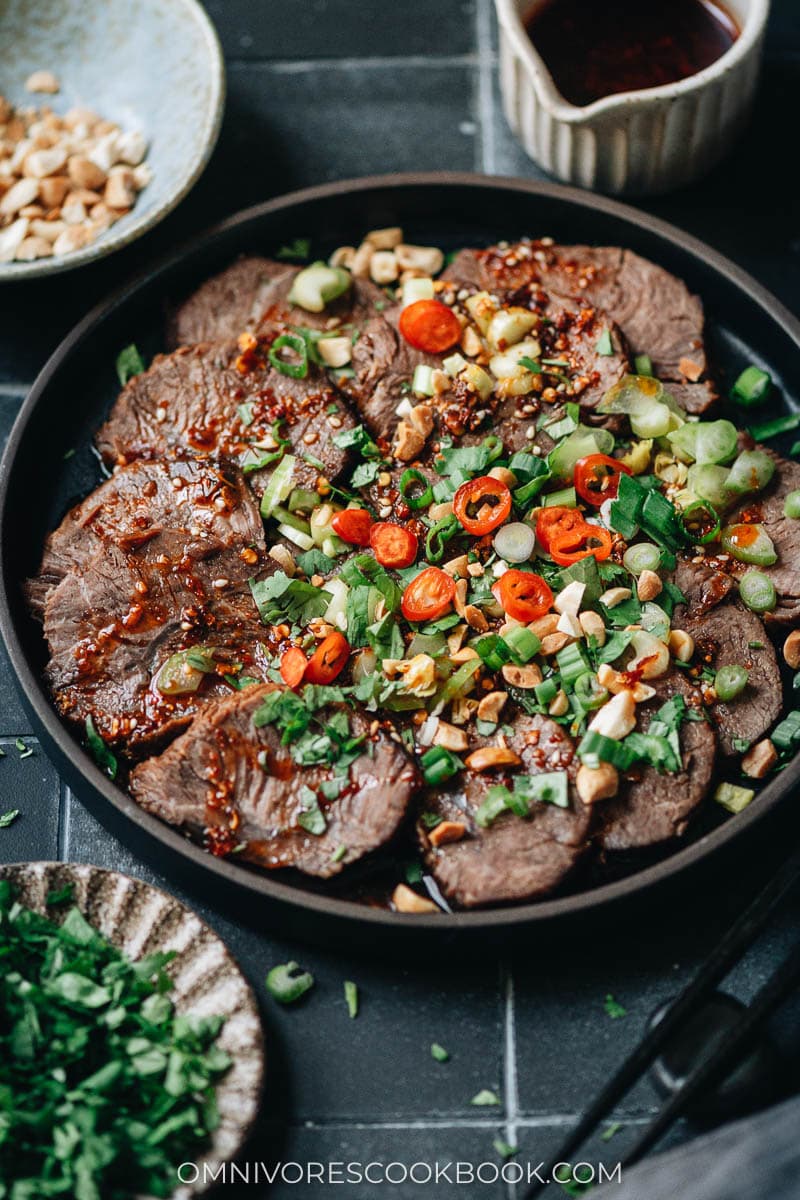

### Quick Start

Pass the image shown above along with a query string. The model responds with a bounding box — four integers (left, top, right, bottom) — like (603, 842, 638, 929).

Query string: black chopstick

(523, 844, 800, 1198)
(620, 938, 800, 1167)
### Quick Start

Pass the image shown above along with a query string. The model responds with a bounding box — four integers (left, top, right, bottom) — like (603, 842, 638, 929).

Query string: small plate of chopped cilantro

(0, 862, 264, 1198)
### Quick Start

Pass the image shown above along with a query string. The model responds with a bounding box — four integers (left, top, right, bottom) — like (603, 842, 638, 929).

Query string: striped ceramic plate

(0, 861, 264, 1198)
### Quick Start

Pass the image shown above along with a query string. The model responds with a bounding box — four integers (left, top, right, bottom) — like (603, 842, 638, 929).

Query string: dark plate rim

(3, 170, 800, 932)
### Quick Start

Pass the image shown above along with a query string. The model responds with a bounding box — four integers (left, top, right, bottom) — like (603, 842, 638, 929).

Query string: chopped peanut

(393, 420, 426, 461)
(432, 721, 469, 752)
(741, 739, 778, 779)
(539, 632, 571, 656)
(636, 570, 663, 602)
(548, 689, 569, 717)
(477, 691, 508, 723)
(464, 604, 488, 632)
(599, 587, 632, 608)
(783, 630, 800, 669)
(576, 762, 619, 805)
(392, 884, 438, 914)
(465, 746, 522, 772)
(428, 820, 467, 848)
(501, 663, 542, 688)
(579, 610, 606, 645)
(669, 629, 695, 662)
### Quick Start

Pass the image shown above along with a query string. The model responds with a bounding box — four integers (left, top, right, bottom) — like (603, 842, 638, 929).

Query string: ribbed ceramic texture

(0, 861, 264, 1199)
(496, 0, 768, 196)
(0, 0, 224, 280)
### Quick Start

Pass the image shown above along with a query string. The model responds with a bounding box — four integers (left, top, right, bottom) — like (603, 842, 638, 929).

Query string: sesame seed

(303, 431, 318, 445)
(212, 577, 229, 589)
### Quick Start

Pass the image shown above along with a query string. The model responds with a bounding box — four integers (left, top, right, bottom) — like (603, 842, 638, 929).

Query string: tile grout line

(476, 0, 498, 175)
(502, 963, 520, 1200)
(0, 382, 32, 397)
(57, 782, 71, 861)
(226, 53, 497, 72)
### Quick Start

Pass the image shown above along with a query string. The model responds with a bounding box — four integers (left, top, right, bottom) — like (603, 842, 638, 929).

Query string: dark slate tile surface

(2, 3, 800, 1197)
(205, 0, 478, 61)
(0, 738, 60, 861)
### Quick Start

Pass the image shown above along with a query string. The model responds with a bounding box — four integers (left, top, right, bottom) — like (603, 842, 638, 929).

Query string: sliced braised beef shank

(418, 713, 592, 908)
(95, 339, 355, 493)
(28, 459, 264, 619)
(676, 601, 781, 756)
(169, 256, 386, 348)
(727, 450, 800, 626)
(38, 462, 274, 754)
(597, 673, 717, 852)
(130, 685, 419, 877)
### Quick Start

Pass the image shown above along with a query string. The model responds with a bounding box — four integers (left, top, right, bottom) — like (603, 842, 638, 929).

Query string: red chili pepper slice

(370, 522, 418, 569)
(491, 570, 554, 622)
(453, 476, 512, 536)
(535, 505, 587, 552)
(573, 454, 632, 506)
(304, 632, 350, 685)
(331, 507, 372, 546)
(398, 299, 462, 353)
(549, 524, 613, 567)
(401, 566, 456, 623)
(279, 646, 309, 689)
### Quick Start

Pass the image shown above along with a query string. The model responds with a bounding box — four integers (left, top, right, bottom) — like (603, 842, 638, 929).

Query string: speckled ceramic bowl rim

(0, 860, 265, 1197)
(496, 0, 770, 121)
(0, 0, 225, 283)
(2, 173, 800, 936)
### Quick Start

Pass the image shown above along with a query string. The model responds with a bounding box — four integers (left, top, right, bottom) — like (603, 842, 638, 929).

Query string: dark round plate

(2, 173, 799, 940)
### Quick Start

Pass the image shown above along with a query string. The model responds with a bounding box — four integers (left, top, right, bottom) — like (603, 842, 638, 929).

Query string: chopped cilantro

(351, 460, 380, 488)
(115, 343, 145, 385)
(84, 716, 118, 780)
(333, 423, 380, 458)
(296, 785, 326, 835)
(470, 1088, 501, 1106)
(297, 548, 336, 577)
(604, 993, 627, 1019)
(249, 572, 332, 625)
(431, 1042, 450, 1063)
(344, 980, 359, 1019)
(0, 810, 19, 828)
(493, 1138, 518, 1159)
(276, 236, 311, 260)
(601, 1121, 622, 1142)
(595, 328, 615, 355)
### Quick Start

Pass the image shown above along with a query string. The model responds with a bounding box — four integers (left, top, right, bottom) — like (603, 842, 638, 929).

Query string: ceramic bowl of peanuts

(0, 0, 223, 280)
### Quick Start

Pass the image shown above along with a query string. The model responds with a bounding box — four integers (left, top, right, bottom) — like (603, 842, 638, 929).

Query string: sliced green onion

(730, 365, 771, 407)
(266, 961, 315, 1004)
(475, 786, 513, 828)
(482, 435, 504, 463)
(556, 641, 588, 686)
(271, 505, 311, 534)
(515, 771, 568, 809)
(474, 634, 512, 673)
(714, 664, 749, 702)
(685, 463, 732, 512)
(421, 746, 463, 785)
(534, 677, 559, 706)
(720, 523, 777, 566)
(784, 489, 800, 519)
(725, 450, 775, 496)
(748, 413, 800, 442)
(639, 601, 670, 642)
(669, 420, 737, 465)
(154, 647, 215, 695)
(634, 354, 653, 377)
(577, 731, 636, 771)
(772, 710, 800, 751)
(542, 486, 577, 508)
(573, 672, 609, 711)
(412, 364, 434, 397)
(400, 468, 434, 511)
(739, 570, 777, 613)
(513, 473, 552, 509)
(260, 454, 298, 519)
(622, 542, 661, 575)
(503, 625, 541, 664)
(433, 657, 482, 713)
(493, 521, 535, 563)
(548, 426, 613, 480)
(288, 262, 351, 313)
(714, 782, 755, 813)
(596, 329, 614, 356)
(269, 333, 308, 379)
(426, 513, 460, 562)
(287, 487, 319, 513)
(630, 402, 671, 440)
(680, 500, 721, 545)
